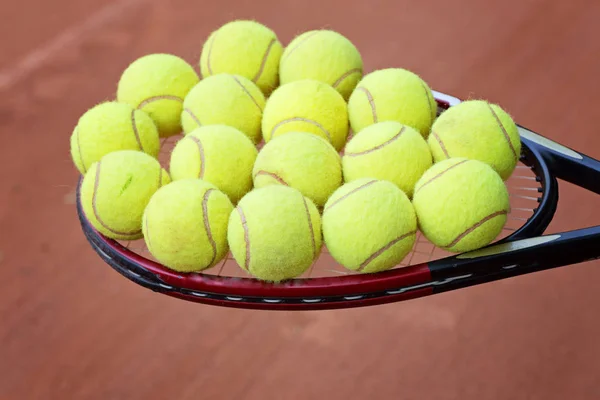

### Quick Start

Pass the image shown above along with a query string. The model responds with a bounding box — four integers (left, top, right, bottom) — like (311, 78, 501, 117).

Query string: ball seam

(137, 95, 183, 109)
(429, 131, 450, 159)
(130, 109, 144, 152)
(269, 117, 332, 142)
(324, 179, 378, 212)
(332, 68, 362, 89)
(281, 30, 321, 63)
(143, 213, 153, 253)
(414, 159, 469, 195)
(445, 209, 508, 249)
(421, 82, 435, 125)
(358, 230, 417, 272)
(205, 31, 218, 76)
(202, 188, 218, 267)
(236, 206, 251, 272)
(301, 195, 318, 259)
(487, 103, 518, 162)
(231, 75, 264, 112)
(188, 135, 206, 179)
(355, 87, 377, 124)
(74, 127, 87, 173)
(182, 108, 202, 129)
(345, 126, 405, 157)
(91, 161, 142, 238)
(252, 38, 277, 84)
(253, 170, 289, 185)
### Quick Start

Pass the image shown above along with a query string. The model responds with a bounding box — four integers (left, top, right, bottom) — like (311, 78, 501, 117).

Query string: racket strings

(119, 136, 544, 279)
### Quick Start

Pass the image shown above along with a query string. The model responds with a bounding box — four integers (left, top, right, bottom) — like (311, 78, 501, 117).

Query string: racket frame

(76, 91, 600, 310)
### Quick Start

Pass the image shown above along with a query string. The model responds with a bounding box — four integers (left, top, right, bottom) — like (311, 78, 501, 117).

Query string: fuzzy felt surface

(117, 53, 199, 137)
(342, 121, 432, 198)
(348, 68, 437, 138)
(228, 186, 322, 282)
(252, 132, 342, 207)
(412, 158, 510, 253)
(262, 79, 349, 151)
(169, 125, 258, 204)
(280, 29, 363, 101)
(322, 178, 417, 273)
(182, 73, 266, 144)
(428, 100, 521, 180)
(70, 102, 159, 175)
(200, 20, 283, 96)
(80, 150, 170, 241)
(142, 179, 233, 272)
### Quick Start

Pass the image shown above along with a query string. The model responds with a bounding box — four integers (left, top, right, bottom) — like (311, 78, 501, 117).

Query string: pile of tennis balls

(71, 20, 521, 282)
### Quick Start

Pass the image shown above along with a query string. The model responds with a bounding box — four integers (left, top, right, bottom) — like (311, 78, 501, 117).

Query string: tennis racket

(76, 90, 600, 310)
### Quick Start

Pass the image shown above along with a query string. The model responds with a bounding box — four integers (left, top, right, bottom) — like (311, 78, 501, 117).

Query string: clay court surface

(1, 0, 599, 398)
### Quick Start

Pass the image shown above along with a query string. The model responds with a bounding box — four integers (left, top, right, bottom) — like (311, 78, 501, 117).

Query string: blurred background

(1, 0, 600, 398)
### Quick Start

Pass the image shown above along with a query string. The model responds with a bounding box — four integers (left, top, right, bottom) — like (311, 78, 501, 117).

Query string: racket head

(77, 92, 556, 310)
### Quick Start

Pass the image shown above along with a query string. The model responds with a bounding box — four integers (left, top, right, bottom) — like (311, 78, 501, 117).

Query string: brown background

(1, 0, 600, 399)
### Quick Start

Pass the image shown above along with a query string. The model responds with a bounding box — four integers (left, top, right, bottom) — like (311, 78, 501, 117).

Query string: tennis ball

(280, 29, 363, 100)
(117, 53, 199, 137)
(80, 150, 171, 240)
(412, 158, 510, 253)
(428, 100, 521, 180)
(228, 185, 322, 282)
(348, 68, 437, 138)
(200, 20, 284, 95)
(169, 125, 258, 204)
(142, 179, 233, 272)
(70, 101, 160, 175)
(262, 79, 349, 151)
(182, 73, 265, 144)
(253, 132, 342, 207)
(342, 121, 432, 198)
(322, 178, 417, 273)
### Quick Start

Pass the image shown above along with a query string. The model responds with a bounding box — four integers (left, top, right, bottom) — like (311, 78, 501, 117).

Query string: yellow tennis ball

(182, 73, 265, 144)
(169, 125, 258, 204)
(348, 68, 437, 138)
(428, 100, 521, 180)
(280, 29, 363, 101)
(142, 179, 233, 272)
(200, 20, 284, 95)
(322, 178, 417, 273)
(253, 132, 342, 207)
(228, 185, 322, 282)
(117, 53, 200, 137)
(70, 101, 160, 175)
(80, 150, 171, 240)
(412, 158, 510, 253)
(342, 121, 432, 198)
(262, 79, 349, 151)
